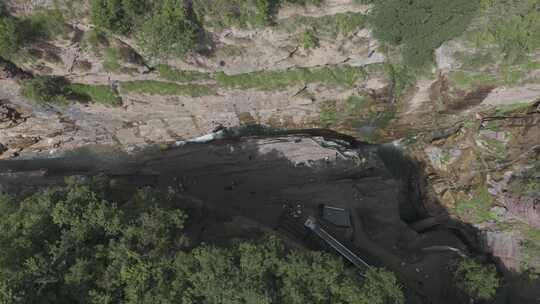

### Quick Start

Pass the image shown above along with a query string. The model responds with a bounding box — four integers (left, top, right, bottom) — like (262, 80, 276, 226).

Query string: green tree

(181, 238, 404, 304)
(454, 258, 501, 301)
(91, 0, 152, 34)
(136, 0, 199, 59)
(0, 179, 188, 303)
(0, 15, 20, 58)
(91, 0, 129, 33)
(360, 267, 404, 304)
(122, 0, 153, 25)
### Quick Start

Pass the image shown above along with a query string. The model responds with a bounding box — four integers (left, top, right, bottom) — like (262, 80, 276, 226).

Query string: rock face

(481, 230, 522, 271)
(0, 101, 26, 128)
(488, 171, 540, 229)
(404, 105, 540, 274)
(0, 58, 31, 80)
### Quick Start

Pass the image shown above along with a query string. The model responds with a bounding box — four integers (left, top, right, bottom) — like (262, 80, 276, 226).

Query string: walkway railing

(304, 217, 370, 271)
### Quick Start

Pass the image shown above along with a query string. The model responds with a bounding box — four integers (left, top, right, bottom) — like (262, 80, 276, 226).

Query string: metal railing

(304, 217, 370, 271)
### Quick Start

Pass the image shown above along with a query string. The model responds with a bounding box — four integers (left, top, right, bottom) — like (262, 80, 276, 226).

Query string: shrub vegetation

(20, 76, 122, 106)
(103, 47, 122, 72)
(23, 9, 66, 41)
(157, 64, 212, 82)
(0, 6, 66, 59)
(193, 0, 327, 29)
(469, 0, 540, 62)
(0, 10, 21, 58)
(454, 258, 500, 301)
(386, 64, 416, 98)
(192, 0, 279, 29)
(155, 64, 367, 91)
(215, 65, 367, 90)
(302, 29, 319, 49)
(69, 84, 123, 106)
(91, 0, 152, 34)
(20, 76, 72, 105)
(91, 0, 200, 59)
(369, 0, 480, 67)
(287, 0, 324, 5)
(120, 80, 216, 97)
(136, 0, 200, 59)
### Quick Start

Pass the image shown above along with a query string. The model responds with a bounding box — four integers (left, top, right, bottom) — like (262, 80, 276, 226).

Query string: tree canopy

(0, 178, 404, 303)
(91, 0, 153, 34)
(369, 0, 480, 67)
(136, 0, 200, 60)
(90, 0, 202, 59)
